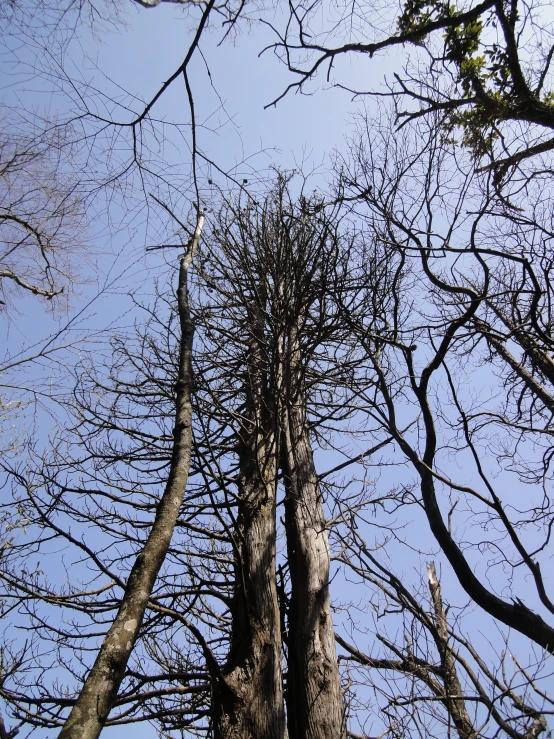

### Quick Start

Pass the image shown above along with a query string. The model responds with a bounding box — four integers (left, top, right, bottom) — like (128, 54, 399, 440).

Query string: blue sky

(2, 2, 554, 737)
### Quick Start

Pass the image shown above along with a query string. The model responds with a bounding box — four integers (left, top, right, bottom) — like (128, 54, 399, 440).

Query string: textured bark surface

(213, 435, 286, 739)
(281, 332, 345, 739)
(212, 305, 286, 739)
(58, 215, 203, 739)
(427, 562, 477, 739)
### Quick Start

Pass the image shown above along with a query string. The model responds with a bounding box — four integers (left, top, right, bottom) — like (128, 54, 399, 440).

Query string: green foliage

(444, 17, 483, 64)
(447, 107, 500, 157)
(396, 0, 551, 159)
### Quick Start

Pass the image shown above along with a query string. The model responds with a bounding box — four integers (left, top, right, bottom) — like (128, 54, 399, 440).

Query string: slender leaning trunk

(213, 304, 286, 739)
(58, 214, 204, 739)
(281, 333, 345, 739)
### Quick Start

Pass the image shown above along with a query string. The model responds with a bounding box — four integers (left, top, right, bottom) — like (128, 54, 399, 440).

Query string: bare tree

(56, 210, 204, 739)
(0, 117, 87, 310)
(2, 159, 554, 739)
(0, 174, 349, 736)
(332, 525, 550, 739)
(195, 193, 287, 738)
(331, 110, 554, 658)
(195, 176, 350, 737)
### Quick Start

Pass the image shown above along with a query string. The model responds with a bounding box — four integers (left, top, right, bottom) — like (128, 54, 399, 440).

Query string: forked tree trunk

(58, 213, 204, 739)
(281, 333, 345, 739)
(213, 304, 286, 739)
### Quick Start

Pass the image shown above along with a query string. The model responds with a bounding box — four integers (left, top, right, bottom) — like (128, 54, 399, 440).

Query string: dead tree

(198, 176, 350, 738)
(3, 168, 554, 739)
(278, 259, 346, 739)
(332, 514, 550, 739)
(197, 205, 287, 738)
(57, 211, 204, 739)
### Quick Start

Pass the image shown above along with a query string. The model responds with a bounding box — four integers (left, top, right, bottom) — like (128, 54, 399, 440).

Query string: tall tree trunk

(213, 304, 286, 739)
(281, 331, 345, 739)
(58, 213, 204, 739)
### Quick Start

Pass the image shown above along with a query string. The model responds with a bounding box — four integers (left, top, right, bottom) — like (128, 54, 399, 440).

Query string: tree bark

(427, 562, 477, 739)
(58, 213, 204, 739)
(212, 295, 287, 739)
(213, 427, 286, 739)
(281, 330, 346, 739)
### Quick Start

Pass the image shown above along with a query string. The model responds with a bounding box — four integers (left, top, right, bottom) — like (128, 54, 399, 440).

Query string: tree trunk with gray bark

(213, 306, 287, 739)
(427, 562, 477, 739)
(281, 330, 345, 739)
(58, 213, 204, 739)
